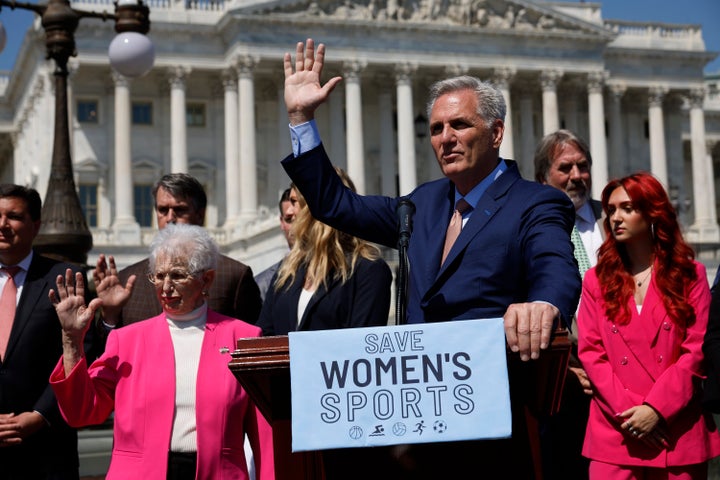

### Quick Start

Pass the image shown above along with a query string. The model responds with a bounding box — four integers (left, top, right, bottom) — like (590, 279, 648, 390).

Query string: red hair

(596, 172, 697, 326)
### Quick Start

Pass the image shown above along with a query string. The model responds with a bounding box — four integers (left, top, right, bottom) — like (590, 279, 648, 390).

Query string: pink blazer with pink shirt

(578, 261, 720, 467)
(50, 310, 274, 480)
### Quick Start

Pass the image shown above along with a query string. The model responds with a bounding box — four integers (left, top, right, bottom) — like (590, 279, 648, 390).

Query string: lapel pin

(219, 347, 230, 354)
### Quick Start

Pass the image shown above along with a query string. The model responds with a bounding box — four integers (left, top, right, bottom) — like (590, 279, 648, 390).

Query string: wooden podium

(229, 329, 571, 480)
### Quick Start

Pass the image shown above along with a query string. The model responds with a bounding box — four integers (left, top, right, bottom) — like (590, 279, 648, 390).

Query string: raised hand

(49, 269, 102, 374)
(284, 38, 342, 125)
(93, 254, 135, 326)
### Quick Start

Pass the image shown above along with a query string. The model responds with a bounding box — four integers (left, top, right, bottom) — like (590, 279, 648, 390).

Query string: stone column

(541, 70, 562, 135)
(494, 67, 516, 160)
(648, 85, 669, 188)
(587, 71, 608, 199)
(329, 91, 346, 169)
(237, 56, 259, 218)
(377, 85, 397, 196)
(168, 66, 189, 173)
(277, 85, 291, 180)
(344, 61, 367, 194)
(608, 84, 626, 177)
(563, 84, 579, 134)
(395, 63, 417, 196)
(687, 88, 720, 242)
(222, 69, 240, 229)
(111, 72, 140, 242)
(519, 87, 535, 176)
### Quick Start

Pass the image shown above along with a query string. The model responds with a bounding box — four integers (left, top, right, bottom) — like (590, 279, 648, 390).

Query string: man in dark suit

(93, 173, 262, 330)
(0, 184, 85, 479)
(534, 129, 604, 480)
(280, 39, 581, 478)
(254, 187, 295, 303)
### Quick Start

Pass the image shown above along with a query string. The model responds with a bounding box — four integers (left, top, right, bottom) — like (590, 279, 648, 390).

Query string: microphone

(396, 199, 416, 246)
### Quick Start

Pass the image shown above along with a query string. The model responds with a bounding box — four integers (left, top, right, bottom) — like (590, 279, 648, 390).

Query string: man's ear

(491, 119, 504, 149)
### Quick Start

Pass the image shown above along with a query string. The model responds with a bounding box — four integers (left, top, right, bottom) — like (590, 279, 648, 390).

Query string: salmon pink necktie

(0, 266, 21, 361)
(441, 199, 471, 266)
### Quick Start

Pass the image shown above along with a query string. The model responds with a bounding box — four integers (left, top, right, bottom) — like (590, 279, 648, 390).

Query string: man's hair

(278, 188, 292, 214)
(0, 184, 42, 221)
(533, 129, 592, 183)
(426, 75, 506, 128)
(151, 173, 207, 213)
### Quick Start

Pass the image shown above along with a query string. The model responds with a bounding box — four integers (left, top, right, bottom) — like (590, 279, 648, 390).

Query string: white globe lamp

(108, 31, 155, 78)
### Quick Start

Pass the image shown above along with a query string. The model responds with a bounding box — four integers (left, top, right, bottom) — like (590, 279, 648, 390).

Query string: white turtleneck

(166, 302, 207, 453)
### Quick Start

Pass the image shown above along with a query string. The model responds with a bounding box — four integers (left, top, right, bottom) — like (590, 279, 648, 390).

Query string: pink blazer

(50, 310, 274, 480)
(578, 261, 720, 466)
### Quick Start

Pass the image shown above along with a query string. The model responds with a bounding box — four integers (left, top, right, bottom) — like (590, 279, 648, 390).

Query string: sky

(0, 0, 719, 73)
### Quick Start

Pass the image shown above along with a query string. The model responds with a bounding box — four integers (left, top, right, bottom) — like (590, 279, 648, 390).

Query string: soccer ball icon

(433, 420, 447, 433)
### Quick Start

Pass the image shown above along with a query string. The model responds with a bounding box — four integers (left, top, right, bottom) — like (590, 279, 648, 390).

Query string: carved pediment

(250, 0, 609, 36)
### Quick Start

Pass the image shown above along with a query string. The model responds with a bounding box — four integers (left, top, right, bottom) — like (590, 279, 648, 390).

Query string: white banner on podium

(288, 318, 511, 452)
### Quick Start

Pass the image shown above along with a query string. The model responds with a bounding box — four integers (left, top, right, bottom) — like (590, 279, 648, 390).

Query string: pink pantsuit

(578, 262, 720, 470)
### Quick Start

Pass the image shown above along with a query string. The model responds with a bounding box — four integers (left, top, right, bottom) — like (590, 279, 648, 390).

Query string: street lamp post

(0, 0, 154, 265)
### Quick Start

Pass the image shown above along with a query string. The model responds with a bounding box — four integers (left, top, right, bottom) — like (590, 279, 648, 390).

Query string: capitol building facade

(1, 0, 719, 274)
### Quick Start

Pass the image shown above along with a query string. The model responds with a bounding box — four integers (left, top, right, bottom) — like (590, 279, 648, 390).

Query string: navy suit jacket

(0, 253, 86, 476)
(282, 144, 580, 327)
(257, 257, 392, 335)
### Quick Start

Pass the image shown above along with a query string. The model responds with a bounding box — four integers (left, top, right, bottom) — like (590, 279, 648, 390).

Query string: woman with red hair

(577, 172, 720, 479)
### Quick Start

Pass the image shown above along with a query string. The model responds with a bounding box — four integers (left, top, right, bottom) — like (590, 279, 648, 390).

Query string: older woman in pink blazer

(578, 172, 720, 479)
(49, 224, 274, 480)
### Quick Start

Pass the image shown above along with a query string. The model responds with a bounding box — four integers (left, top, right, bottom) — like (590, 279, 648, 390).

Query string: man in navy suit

(280, 40, 581, 479)
(0, 185, 85, 479)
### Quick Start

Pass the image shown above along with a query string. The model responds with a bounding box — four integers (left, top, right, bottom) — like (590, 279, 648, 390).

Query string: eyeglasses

(147, 270, 195, 287)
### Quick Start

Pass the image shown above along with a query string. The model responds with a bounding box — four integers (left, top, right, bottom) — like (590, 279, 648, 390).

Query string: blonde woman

(257, 168, 393, 479)
(257, 167, 392, 335)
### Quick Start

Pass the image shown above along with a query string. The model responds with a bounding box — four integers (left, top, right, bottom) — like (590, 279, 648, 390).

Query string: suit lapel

(410, 184, 450, 296)
(6, 256, 52, 360)
(436, 163, 519, 276)
(615, 280, 663, 381)
(144, 315, 178, 440)
(298, 274, 339, 330)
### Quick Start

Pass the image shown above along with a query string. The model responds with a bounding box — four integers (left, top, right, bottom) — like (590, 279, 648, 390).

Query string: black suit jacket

(0, 253, 85, 477)
(257, 257, 392, 336)
(115, 254, 262, 326)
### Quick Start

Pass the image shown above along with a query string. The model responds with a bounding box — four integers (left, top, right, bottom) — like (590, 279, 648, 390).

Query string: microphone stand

(395, 200, 415, 326)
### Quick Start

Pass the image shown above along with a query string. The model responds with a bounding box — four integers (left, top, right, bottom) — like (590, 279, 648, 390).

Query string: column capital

(648, 85, 669, 107)
(492, 67, 516, 89)
(608, 83, 626, 100)
(343, 60, 368, 81)
(688, 87, 706, 109)
(444, 64, 469, 78)
(587, 71, 608, 93)
(235, 55, 260, 77)
(221, 68, 238, 91)
(394, 62, 417, 84)
(111, 70, 130, 88)
(540, 69, 563, 91)
(167, 66, 191, 88)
